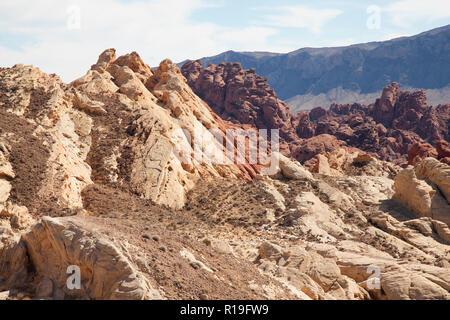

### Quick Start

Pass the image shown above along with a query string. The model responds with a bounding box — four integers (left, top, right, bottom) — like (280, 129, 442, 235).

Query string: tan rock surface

(277, 154, 314, 180)
(0, 49, 449, 301)
(394, 159, 450, 225)
(23, 216, 162, 300)
(415, 157, 450, 202)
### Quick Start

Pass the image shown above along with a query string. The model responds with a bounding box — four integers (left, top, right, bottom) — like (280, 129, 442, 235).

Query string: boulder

(432, 220, 450, 243)
(407, 143, 438, 166)
(311, 154, 331, 175)
(22, 217, 162, 300)
(277, 154, 314, 180)
(394, 167, 435, 217)
(381, 269, 450, 300)
(415, 157, 450, 202)
(394, 159, 450, 225)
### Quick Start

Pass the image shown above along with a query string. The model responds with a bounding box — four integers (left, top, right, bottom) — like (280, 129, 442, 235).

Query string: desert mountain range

(0, 49, 449, 300)
(183, 24, 450, 112)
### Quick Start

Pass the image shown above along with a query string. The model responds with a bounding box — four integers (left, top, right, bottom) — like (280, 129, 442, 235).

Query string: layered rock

(187, 165, 450, 300)
(407, 143, 439, 166)
(0, 49, 449, 301)
(181, 60, 300, 154)
(307, 148, 400, 179)
(182, 63, 449, 165)
(394, 158, 450, 225)
(22, 216, 162, 300)
(70, 49, 265, 209)
(0, 49, 282, 300)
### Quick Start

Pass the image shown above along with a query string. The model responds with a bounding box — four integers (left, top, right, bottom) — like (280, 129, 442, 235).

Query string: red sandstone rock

(407, 143, 438, 166)
(370, 82, 401, 126)
(309, 107, 327, 121)
(291, 134, 346, 163)
(182, 62, 449, 166)
(181, 60, 300, 155)
(437, 140, 450, 160)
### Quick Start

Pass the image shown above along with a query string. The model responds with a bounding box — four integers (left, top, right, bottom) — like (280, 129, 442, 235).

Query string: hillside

(182, 25, 450, 112)
(0, 50, 449, 301)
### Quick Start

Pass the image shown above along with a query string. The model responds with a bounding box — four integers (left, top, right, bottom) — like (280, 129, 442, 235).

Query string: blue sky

(0, 0, 449, 81)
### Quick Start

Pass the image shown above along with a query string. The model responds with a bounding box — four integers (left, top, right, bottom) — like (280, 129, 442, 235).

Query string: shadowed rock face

(0, 50, 263, 213)
(437, 140, 450, 165)
(182, 62, 449, 165)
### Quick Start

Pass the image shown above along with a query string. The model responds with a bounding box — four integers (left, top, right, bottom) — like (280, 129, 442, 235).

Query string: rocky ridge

(0, 50, 449, 300)
(182, 61, 449, 165)
(184, 25, 450, 111)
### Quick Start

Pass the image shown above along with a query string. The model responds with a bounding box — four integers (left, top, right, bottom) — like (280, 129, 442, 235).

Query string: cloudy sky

(1, 0, 449, 82)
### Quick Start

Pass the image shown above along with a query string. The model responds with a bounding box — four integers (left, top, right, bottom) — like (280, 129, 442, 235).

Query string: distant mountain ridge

(182, 59, 450, 166)
(181, 25, 450, 112)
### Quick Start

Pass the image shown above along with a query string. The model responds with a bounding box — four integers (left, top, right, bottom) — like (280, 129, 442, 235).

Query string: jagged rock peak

(181, 59, 301, 154)
(183, 60, 450, 165)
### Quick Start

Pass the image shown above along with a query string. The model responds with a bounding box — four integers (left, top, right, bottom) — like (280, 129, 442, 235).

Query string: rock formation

(23, 216, 162, 300)
(181, 60, 300, 154)
(394, 157, 450, 225)
(188, 25, 450, 112)
(182, 63, 449, 166)
(187, 160, 450, 300)
(407, 143, 439, 166)
(0, 49, 449, 301)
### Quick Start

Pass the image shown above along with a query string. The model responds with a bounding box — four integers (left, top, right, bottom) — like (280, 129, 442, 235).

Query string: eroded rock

(22, 217, 162, 300)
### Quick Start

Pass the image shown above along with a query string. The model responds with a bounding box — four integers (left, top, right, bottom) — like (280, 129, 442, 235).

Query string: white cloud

(385, 0, 450, 27)
(0, 0, 280, 82)
(382, 33, 412, 41)
(260, 6, 342, 34)
(215, 27, 279, 51)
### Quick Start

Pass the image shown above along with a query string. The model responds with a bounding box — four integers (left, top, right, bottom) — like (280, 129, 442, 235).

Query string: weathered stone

(277, 154, 314, 180)
(394, 159, 450, 225)
(22, 217, 163, 300)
